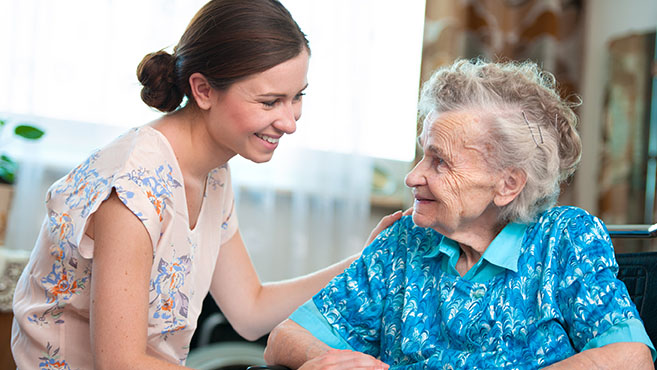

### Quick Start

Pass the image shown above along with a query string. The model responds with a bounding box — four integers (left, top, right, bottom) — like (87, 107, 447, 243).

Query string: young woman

(11, 1, 401, 368)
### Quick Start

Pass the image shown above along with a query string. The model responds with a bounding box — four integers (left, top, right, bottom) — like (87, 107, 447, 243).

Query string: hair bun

(137, 51, 183, 112)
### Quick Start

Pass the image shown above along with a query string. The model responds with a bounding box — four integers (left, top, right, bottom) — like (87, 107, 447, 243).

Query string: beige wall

(577, 0, 657, 214)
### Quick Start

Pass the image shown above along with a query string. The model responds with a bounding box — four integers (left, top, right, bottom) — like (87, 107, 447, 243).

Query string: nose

(404, 159, 427, 189)
(273, 102, 299, 134)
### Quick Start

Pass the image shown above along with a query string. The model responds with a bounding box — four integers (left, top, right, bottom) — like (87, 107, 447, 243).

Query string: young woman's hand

(364, 208, 412, 246)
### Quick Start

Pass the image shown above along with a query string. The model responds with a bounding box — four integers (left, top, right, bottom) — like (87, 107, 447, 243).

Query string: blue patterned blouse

(291, 206, 655, 369)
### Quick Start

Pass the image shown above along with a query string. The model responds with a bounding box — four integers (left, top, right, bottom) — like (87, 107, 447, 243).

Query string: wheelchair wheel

(186, 341, 266, 370)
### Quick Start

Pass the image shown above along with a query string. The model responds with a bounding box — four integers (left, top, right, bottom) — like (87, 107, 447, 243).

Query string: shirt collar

(425, 222, 528, 273)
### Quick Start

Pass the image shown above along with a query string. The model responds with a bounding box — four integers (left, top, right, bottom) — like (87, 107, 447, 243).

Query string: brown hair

(137, 0, 310, 112)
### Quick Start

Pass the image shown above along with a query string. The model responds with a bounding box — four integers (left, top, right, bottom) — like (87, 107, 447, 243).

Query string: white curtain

(0, 0, 424, 281)
(231, 150, 373, 280)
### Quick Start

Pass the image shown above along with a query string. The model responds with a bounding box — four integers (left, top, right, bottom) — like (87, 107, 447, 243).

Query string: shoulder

(109, 127, 182, 191)
(532, 206, 606, 237)
(98, 126, 159, 158)
(535, 205, 593, 222)
(46, 128, 142, 207)
(530, 206, 614, 270)
(362, 215, 441, 262)
(53, 127, 165, 181)
(48, 126, 182, 231)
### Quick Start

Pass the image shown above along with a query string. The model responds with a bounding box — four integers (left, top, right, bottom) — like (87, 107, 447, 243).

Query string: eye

(432, 156, 445, 169)
(293, 92, 306, 102)
(261, 99, 278, 108)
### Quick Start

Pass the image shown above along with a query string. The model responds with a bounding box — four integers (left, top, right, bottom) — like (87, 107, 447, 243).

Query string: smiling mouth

(414, 194, 435, 202)
(255, 133, 280, 144)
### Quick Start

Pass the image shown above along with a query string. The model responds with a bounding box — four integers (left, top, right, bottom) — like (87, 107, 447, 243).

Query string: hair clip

(522, 111, 544, 146)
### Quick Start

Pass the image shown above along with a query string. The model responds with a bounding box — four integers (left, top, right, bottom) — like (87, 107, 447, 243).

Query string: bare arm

(90, 192, 188, 369)
(210, 211, 404, 341)
(210, 231, 357, 341)
(264, 319, 330, 368)
(266, 322, 651, 370)
(264, 319, 388, 370)
(542, 342, 653, 370)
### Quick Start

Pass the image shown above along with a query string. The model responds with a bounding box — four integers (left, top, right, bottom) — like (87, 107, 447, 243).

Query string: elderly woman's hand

(298, 349, 389, 370)
(540, 342, 653, 369)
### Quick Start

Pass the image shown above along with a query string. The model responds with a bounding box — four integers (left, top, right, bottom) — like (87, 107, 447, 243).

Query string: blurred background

(0, 0, 655, 368)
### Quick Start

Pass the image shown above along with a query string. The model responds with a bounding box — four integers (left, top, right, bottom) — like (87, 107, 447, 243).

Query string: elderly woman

(263, 59, 656, 369)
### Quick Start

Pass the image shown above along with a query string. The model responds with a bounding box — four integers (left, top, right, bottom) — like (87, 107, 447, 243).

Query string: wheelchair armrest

(607, 223, 657, 238)
(247, 366, 292, 370)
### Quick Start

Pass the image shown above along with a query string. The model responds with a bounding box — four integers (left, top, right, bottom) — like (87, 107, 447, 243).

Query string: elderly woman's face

(405, 110, 503, 236)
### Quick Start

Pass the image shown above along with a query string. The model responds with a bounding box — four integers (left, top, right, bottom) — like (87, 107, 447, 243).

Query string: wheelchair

(186, 295, 268, 370)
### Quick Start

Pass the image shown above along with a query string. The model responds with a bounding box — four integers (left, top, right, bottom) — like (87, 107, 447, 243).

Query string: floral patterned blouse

(291, 207, 655, 369)
(12, 126, 239, 369)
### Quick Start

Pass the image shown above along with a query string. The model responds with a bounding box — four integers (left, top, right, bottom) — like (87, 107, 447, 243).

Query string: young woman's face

(208, 49, 310, 163)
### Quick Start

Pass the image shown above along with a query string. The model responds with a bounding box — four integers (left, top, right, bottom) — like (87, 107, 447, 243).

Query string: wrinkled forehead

(418, 110, 483, 147)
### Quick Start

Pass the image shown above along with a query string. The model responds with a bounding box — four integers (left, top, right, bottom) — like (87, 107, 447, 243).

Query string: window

(0, 0, 424, 161)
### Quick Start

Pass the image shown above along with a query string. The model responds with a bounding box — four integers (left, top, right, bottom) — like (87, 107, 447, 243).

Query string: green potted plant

(0, 118, 45, 245)
(0, 119, 45, 184)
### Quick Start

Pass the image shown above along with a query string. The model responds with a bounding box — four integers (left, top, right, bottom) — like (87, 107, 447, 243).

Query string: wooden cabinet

(0, 311, 15, 369)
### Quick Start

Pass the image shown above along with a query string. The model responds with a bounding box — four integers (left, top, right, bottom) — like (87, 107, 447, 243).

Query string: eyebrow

(257, 83, 309, 98)
(425, 144, 447, 158)
(418, 137, 449, 159)
(416, 136, 432, 152)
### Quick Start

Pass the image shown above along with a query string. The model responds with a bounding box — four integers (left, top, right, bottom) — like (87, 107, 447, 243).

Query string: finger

(365, 211, 401, 245)
(379, 210, 402, 228)
(402, 207, 413, 216)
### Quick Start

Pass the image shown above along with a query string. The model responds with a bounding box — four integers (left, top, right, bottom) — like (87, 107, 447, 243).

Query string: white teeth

(256, 134, 279, 144)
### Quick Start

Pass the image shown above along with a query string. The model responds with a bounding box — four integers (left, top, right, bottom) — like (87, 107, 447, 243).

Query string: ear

(493, 168, 527, 207)
(188, 72, 214, 110)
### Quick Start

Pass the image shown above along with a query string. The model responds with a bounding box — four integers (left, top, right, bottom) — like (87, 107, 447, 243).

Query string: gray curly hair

(418, 59, 582, 223)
